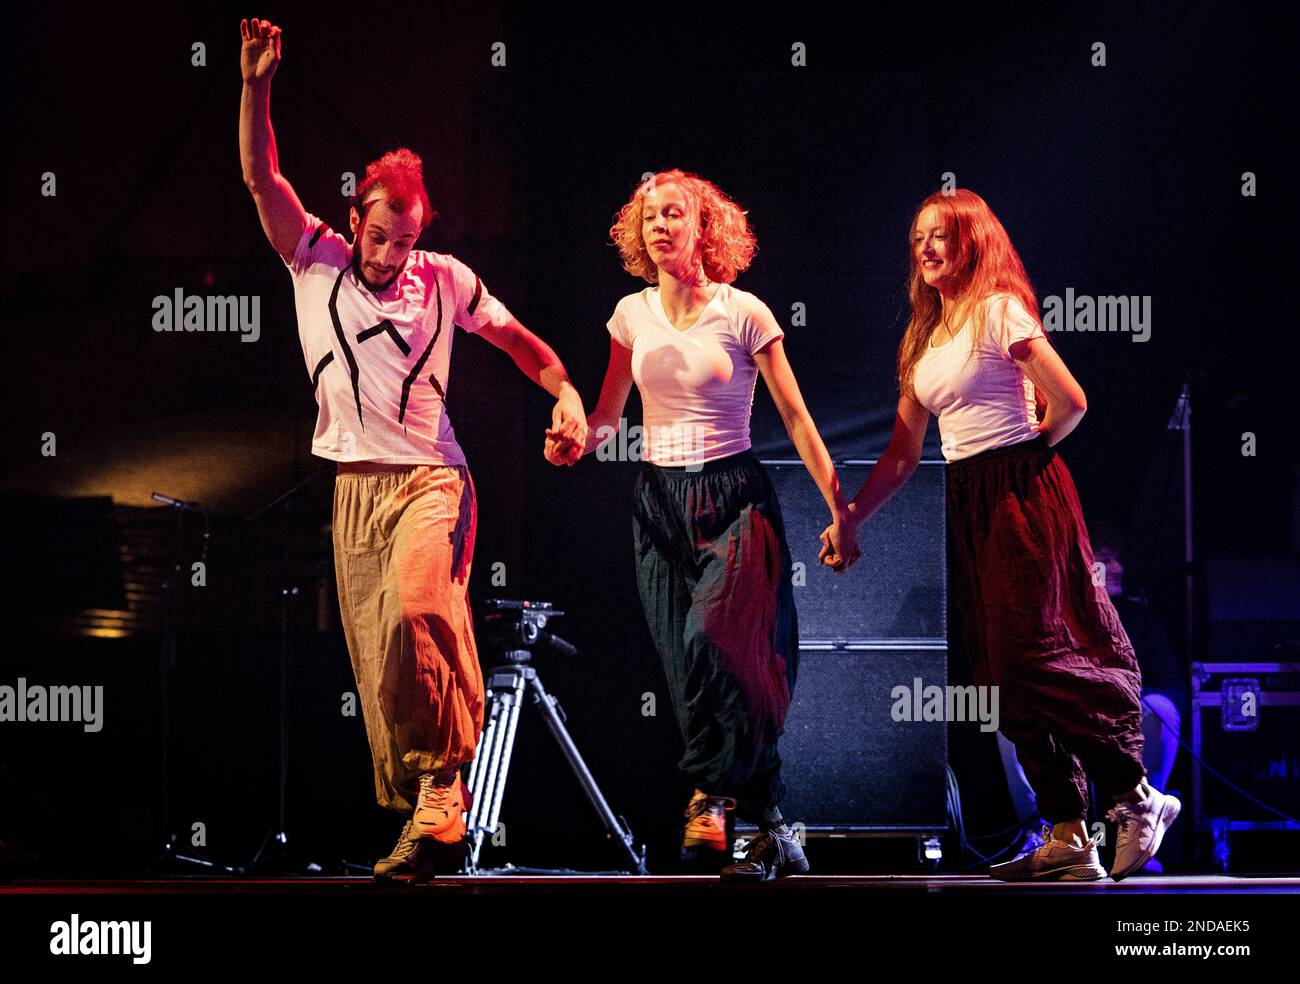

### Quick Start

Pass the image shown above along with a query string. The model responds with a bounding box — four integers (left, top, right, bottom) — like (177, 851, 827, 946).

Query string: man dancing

(238, 17, 587, 881)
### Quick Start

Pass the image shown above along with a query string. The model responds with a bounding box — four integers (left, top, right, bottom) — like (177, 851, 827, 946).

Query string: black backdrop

(2, 0, 1297, 873)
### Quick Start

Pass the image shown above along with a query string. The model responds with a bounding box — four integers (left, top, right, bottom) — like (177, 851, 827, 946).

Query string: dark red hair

(354, 148, 436, 230)
(896, 188, 1045, 402)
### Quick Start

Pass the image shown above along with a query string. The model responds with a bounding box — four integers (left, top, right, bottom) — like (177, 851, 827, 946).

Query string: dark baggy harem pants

(631, 450, 799, 822)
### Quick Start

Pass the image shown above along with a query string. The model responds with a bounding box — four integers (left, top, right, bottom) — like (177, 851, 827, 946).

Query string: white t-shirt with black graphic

(911, 293, 1046, 462)
(283, 213, 514, 465)
(606, 283, 784, 466)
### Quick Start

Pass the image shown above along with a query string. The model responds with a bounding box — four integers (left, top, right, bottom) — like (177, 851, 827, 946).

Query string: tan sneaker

(682, 789, 735, 853)
(372, 821, 437, 883)
(412, 767, 471, 843)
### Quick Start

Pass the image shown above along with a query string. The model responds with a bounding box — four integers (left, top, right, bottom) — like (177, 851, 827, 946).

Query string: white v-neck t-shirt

(283, 212, 514, 465)
(911, 293, 1046, 462)
(606, 283, 784, 466)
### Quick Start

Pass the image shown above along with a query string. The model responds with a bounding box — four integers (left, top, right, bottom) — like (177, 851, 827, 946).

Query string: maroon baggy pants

(947, 435, 1146, 822)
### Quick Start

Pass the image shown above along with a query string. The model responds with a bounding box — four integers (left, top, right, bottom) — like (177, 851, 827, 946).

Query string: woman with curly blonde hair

(546, 169, 857, 880)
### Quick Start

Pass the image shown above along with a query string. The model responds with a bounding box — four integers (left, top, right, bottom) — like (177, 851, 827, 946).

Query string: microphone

(151, 492, 202, 511)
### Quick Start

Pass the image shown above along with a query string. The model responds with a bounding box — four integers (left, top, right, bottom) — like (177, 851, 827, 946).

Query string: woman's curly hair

(609, 169, 757, 284)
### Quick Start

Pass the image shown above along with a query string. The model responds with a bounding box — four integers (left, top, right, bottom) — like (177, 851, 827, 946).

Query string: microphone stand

(1166, 382, 1194, 660)
(234, 467, 334, 875)
(150, 492, 228, 872)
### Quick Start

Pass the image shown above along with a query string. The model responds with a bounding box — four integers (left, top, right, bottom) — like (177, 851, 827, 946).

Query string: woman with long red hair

(547, 169, 857, 880)
(822, 189, 1179, 881)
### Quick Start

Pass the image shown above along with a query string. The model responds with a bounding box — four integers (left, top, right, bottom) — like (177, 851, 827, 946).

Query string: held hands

(544, 389, 588, 467)
(544, 430, 583, 466)
(818, 508, 862, 573)
(240, 18, 282, 83)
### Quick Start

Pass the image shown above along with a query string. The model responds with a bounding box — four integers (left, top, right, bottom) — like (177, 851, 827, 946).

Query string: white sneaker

(988, 825, 1106, 881)
(1108, 785, 1181, 881)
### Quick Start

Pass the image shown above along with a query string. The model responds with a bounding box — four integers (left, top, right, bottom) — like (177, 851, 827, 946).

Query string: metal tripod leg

(464, 667, 526, 871)
(526, 672, 647, 874)
(462, 663, 646, 875)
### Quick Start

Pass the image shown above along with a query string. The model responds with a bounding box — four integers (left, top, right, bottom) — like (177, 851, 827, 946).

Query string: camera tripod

(462, 600, 647, 875)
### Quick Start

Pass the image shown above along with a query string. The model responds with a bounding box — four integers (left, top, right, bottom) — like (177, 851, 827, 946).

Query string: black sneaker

(372, 820, 438, 884)
(720, 827, 810, 882)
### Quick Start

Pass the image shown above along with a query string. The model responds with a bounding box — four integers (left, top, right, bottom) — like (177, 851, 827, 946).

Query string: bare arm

(582, 338, 636, 455)
(239, 18, 307, 265)
(541, 337, 633, 466)
(1010, 336, 1087, 445)
(848, 393, 928, 522)
(474, 318, 589, 455)
(820, 392, 930, 570)
(476, 318, 580, 399)
(756, 335, 860, 571)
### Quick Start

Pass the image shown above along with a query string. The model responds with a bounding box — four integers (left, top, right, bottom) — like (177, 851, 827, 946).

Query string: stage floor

(4, 874, 1297, 894)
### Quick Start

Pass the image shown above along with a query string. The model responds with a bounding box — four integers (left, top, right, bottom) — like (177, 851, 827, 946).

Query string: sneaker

(412, 767, 472, 843)
(720, 826, 810, 882)
(1107, 784, 1181, 882)
(988, 825, 1106, 881)
(372, 820, 437, 883)
(682, 790, 735, 854)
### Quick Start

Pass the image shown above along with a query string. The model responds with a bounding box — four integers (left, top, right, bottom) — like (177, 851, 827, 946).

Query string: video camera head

(482, 599, 567, 655)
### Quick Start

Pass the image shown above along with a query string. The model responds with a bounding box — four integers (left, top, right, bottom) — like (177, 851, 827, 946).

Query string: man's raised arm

(239, 18, 308, 265)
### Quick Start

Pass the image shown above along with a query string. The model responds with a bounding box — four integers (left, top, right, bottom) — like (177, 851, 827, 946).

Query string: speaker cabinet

(764, 461, 947, 645)
(762, 460, 948, 833)
(780, 644, 949, 831)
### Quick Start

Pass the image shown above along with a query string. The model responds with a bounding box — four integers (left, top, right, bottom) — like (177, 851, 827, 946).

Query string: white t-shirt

(606, 283, 784, 466)
(912, 293, 1046, 462)
(284, 212, 514, 465)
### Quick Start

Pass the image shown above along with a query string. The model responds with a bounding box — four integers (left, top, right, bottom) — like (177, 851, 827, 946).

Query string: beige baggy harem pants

(332, 461, 484, 814)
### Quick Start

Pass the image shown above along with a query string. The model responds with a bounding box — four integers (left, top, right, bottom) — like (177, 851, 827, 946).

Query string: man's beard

(351, 249, 401, 293)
